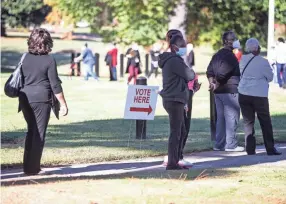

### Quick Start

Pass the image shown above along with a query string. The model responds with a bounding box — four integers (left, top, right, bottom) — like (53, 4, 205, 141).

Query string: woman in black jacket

(19, 28, 68, 175)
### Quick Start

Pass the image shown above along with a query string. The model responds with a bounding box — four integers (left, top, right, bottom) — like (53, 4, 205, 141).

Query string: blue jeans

(111, 67, 117, 81)
(84, 63, 98, 80)
(276, 63, 286, 87)
(214, 93, 240, 149)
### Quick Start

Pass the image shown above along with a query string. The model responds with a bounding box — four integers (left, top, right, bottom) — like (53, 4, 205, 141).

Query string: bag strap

(19, 53, 27, 65)
(241, 55, 256, 77)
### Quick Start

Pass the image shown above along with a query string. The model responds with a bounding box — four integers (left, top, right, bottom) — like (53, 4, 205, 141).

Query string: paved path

(1, 144, 285, 184)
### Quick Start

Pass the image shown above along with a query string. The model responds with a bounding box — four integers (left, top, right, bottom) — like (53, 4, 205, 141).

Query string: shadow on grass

(1, 116, 212, 149)
(1, 165, 237, 186)
(1, 50, 72, 69)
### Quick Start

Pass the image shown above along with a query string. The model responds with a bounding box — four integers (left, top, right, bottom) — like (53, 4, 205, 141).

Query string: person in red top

(233, 40, 242, 62)
(107, 43, 118, 81)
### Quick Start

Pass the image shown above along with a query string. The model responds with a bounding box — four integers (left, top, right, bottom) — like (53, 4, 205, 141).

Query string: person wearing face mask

(206, 30, 244, 152)
(238, 38, 282, 156)
(159, 31, 195, 170)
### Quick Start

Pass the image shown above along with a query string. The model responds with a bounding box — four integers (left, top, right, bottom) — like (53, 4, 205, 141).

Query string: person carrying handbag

(238, 38, 281, 156)
(8, 28, 69, 175)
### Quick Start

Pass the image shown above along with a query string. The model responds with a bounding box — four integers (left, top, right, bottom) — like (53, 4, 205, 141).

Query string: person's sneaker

(213, 147, 224, 151)
(178, 159, 193, 168)
(225, 146, 245, 152)
(162, 156, 168, 166)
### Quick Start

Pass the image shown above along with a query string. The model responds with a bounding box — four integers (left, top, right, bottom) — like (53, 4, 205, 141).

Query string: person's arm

(206, 57, 216, 91)
(171, 59, 195, 82)
(187, 51, 194, 67)
(48, 58, 68, 116)
(263, 59, 274, 82)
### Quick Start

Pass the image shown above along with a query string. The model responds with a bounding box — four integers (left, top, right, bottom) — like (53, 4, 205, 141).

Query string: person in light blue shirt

(75, 43, 98, 81)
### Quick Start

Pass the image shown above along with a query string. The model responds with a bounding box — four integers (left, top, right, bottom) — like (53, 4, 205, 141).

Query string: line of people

(159, 29, 282, 170)
(13, 28, 282, 175)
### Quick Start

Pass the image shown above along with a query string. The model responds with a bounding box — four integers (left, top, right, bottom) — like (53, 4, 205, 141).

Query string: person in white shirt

(275, 37, 286, 88)
(238, 38, 281, 156)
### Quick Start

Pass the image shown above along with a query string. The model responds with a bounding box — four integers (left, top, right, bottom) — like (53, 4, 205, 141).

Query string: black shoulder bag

(4, 53, 27, 98)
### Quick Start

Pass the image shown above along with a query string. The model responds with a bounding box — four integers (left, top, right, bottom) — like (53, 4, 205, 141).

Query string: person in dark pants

(19, 28, 68, 175)
(179, 74, 201, 166)
(238, 38, 281, 156)
(148, 43, 161, 78)
(159, 30, 195, 170)
(206, 30, 244, 152)
(107, 43, 118, 81)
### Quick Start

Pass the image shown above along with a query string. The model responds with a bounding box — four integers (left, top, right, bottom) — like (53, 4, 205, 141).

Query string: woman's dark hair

(27, 28, 53, 55)
(166, 29, 183, 44)
(170, 35, 186, 52)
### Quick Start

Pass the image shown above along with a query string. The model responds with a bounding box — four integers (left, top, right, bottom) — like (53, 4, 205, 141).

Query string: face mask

(176, 47, 187, 56)
(232, 40, 240, 49)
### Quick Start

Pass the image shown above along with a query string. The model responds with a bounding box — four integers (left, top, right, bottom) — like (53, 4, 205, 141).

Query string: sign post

(124, 77, 159, 139)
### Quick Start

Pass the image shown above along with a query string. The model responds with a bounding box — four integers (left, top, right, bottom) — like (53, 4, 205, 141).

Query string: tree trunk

(168, 0, 187, 38)
(1, 17, 7, 37)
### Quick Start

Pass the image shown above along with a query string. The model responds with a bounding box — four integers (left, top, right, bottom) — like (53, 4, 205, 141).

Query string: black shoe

(166, 164, 188, 170)
(247, 151, 256, 155)
(267, 148, 282, 156)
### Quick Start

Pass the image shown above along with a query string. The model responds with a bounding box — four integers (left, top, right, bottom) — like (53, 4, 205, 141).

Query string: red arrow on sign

(130, 105, 153, 115)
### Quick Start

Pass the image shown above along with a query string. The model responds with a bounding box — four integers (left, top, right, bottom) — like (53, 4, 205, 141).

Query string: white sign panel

(124, 85, 159, 120)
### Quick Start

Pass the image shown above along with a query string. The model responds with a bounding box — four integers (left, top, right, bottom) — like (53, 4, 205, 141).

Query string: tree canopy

(2, 0, 285, 48)
(1, 0, 51, 36)
(186, 0, 286, 49)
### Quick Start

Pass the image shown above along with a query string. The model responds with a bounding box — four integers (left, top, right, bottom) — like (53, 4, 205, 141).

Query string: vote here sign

(124, 85, 159, 120)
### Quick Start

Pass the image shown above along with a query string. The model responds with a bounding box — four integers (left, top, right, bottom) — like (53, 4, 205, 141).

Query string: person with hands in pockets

(158, 30, 195, 170)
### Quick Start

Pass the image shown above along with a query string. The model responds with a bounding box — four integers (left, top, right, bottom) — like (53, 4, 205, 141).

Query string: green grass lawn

(1, 164, 286, 203)
(1, 37, 286, 169)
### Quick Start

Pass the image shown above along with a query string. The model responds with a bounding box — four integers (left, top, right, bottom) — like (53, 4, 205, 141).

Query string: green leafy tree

(108, 0, 180, 46)
(186, 0, 286, 49)
(45, 0, 180, 46)
(1, 0, 51, 36)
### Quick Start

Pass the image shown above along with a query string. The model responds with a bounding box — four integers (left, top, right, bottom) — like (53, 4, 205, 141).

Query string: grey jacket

(238, 53, 273, 97)
(159, 52, 195, 104)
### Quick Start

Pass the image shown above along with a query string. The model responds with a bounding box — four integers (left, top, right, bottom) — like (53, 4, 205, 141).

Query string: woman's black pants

(20, 96, 51, 174)
(238, 94, 275, 154)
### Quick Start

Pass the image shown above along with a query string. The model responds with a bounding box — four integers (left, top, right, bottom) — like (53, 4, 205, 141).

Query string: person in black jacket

(159, 31, 195, 170)
(206, 30, 244, 152)
(19, 28, 68, 175)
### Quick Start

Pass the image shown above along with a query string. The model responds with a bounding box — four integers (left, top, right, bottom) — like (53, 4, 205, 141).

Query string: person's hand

(194, 80, 201, 92)
(209, 82, 215, 91)
(60, 104, 68, 116)
(184, 104, 188, 112)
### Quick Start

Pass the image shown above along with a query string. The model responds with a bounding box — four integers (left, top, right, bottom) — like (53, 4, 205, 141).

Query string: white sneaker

(162, 156, 168, 166)
(178, 159, 193, 167)
(225, 146, 245, 152)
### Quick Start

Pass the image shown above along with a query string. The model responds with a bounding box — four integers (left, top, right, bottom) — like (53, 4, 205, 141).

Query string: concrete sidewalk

(1, 144, 285, 183)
